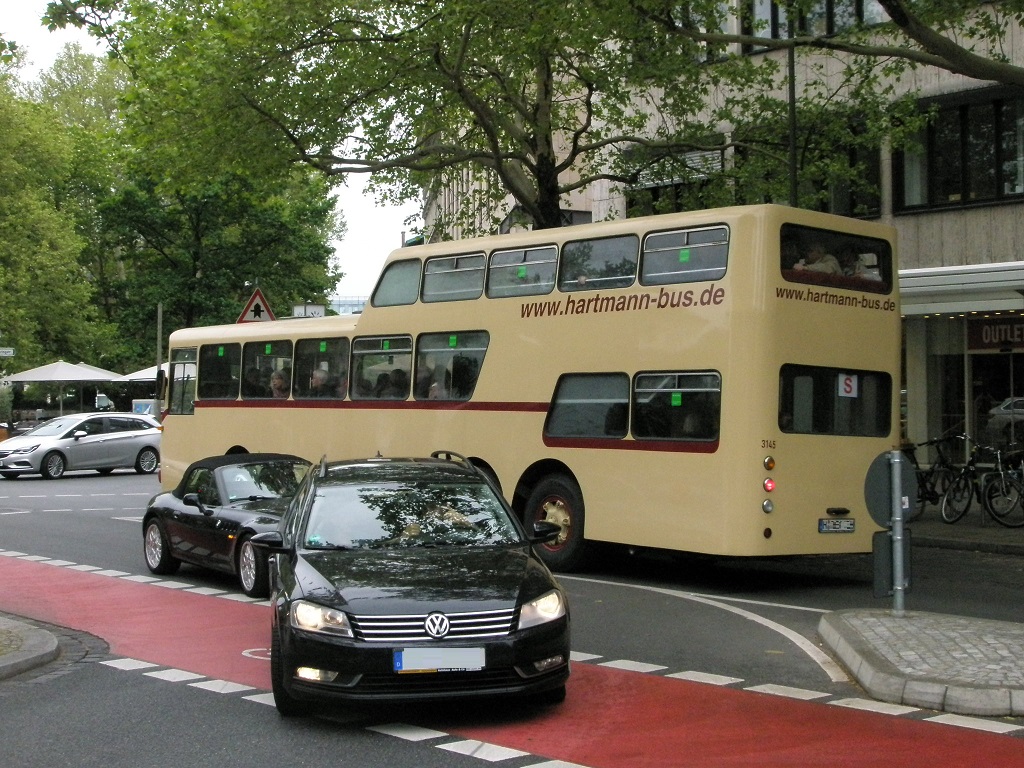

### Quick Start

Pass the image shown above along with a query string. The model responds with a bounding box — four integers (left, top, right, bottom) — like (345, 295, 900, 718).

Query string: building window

(743, 0, 887, 46)
(895, 92, 1024, 211)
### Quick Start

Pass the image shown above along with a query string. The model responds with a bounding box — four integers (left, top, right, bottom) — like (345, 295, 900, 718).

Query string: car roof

(174, 452, 310, 496)
(317, 457, 484, 486)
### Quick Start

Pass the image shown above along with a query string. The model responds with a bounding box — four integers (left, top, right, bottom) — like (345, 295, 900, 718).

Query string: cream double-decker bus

(160, 204, 899, 570)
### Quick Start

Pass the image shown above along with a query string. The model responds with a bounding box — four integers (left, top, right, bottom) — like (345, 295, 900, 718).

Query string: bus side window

(241, 339, 293, 399)
(632, 372, 721, 441)
(414, 331, 489, 401)
(487, 246, 557, 298)
(558, 234, 639, 293)
(422, 254, 485, 302)
(197, 343, 241, 400)
(544, 373, 629, 439)
(372, 259, 422, 307)
(640, 227, 729, 286)
(168, 349, 197, 415)
(294, 337, 349, 399)
(351, 336, 413, 400)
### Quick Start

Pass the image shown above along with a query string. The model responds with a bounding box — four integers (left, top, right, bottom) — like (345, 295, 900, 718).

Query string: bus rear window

(779, 364, 891, 437)
(780, 224, 892, 294)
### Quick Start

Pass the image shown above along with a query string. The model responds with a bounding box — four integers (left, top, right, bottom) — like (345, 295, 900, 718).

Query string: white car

(0, 412, 161, 479)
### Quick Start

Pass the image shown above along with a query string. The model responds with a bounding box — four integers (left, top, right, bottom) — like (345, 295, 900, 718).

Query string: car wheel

(271, 628, 310, 717)
(143, 520, 181, 575)
(135, 447, 159, 474)
(524, 474, 588, 572)
(41, 451, 66, 479)
(238, 536, 269, 598)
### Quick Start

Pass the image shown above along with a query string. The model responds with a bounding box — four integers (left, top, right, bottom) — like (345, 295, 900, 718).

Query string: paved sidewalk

(3, 509, 1024, 716)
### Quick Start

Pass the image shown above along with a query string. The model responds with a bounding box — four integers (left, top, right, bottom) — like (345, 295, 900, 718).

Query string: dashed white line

(667, 671, 743, 686)
(598, 659, 668, 673)
(926, 713, 1024, 733)
(366, 723, 448, 741)
(145, 668, 206, 683)
(439, 740, 530, 761)
(745, 683, 830, 700)
(830, 698, 920, 716)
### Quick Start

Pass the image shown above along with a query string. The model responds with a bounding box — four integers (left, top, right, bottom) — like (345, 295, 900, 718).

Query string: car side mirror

(250, 530, 286, 552)
(182, 492, 210, 515)
(529, 520, 562, 544)
(72, 430, 87, 440)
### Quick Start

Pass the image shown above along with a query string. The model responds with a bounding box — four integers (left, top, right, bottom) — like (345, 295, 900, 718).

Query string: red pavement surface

(3, 555, 1023, 767)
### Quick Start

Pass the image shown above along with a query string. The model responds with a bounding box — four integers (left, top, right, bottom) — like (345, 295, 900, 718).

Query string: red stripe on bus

(192, 399, 549, 412)
(544, 437, 720, 453)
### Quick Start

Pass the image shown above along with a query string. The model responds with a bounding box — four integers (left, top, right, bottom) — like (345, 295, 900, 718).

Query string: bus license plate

(394, 647, 485, 673)
(818, 518, 855, 533)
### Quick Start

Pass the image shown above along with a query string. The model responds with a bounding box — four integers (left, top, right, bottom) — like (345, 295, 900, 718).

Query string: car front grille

(350, 608, 516, 642)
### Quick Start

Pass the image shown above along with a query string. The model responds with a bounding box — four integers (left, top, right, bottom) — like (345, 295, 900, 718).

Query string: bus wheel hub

(542, 500, 570, 543)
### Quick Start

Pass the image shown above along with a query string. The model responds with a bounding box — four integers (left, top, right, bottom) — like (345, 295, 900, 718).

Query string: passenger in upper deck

(793, 240, 842, 275)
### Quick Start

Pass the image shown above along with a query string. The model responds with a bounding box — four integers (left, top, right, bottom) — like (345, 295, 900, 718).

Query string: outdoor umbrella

(116, 363, 168, 383)
(2, 360, 118, 415)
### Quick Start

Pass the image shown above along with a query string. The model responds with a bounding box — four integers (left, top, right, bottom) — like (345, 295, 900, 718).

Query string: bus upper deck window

(558, 235, 639, 292)
(487, 246, 557, 298)
(372, 259, 421, 307)
(422, 253, 485, 303)
(641, 227, 729, 286)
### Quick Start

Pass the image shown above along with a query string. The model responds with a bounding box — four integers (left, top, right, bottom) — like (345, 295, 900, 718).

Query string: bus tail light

(763, 478, 775, 492)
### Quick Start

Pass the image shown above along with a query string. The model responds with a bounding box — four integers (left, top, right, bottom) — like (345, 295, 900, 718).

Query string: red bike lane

(3, 555, 1023, 768)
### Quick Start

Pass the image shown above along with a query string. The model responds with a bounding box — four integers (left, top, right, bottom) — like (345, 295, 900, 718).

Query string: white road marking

(926, 713, 1024, 733)
(438, 740, 530, 761)
(598, 659, 668, 673)
(830, 698, 919, 716)
(667, 671, 743, 686)
(366, 723, 448, 741)
(562, 575, 848, 682)
(745, 683, 830, 700)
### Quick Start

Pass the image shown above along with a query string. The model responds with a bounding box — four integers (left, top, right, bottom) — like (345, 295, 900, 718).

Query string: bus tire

(524, 474, 588, 572)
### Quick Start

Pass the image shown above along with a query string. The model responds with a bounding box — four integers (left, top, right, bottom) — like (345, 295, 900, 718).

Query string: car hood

(292, 545, 556, 614)
(0, 434, 48, 450)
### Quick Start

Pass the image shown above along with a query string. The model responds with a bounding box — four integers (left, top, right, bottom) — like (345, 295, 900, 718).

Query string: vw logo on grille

(424, 612, 450, 639)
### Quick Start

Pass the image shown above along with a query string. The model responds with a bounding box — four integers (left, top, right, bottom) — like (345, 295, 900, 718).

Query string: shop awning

(899, 262, 1024, 315)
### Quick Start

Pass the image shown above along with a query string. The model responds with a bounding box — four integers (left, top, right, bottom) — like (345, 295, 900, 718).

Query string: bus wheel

(525, 475, 587, 572)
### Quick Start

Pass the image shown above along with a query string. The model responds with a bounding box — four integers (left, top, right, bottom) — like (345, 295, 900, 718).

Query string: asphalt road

(2, 471, 1023, 766)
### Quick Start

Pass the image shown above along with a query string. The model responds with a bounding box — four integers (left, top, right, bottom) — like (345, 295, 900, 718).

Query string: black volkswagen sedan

(253, 451, 570, 715)
(142, 453, 310, 597)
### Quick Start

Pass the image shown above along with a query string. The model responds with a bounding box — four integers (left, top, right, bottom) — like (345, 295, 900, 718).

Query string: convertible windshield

(219, 461, 308, 502)
(303, 481, 521, 549)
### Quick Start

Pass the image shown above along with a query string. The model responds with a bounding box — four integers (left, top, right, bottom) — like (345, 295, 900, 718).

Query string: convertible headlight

(289, 600, 353, 637)
(518, 589, 566, 630)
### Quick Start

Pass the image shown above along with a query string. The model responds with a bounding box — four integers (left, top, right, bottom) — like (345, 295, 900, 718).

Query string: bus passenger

(793, 241, 842, 275)
(242, 367, 268, 397)
(270, 369, 289, 398)
(309, 368, 332, 397)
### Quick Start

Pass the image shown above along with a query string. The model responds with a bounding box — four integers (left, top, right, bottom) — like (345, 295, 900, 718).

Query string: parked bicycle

(940, 435, 1024, 527)
(901, 434, 958, 522)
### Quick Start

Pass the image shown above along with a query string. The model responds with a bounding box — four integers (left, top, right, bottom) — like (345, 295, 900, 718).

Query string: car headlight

(518, 589, 566, 630)
(10, 444, 39, 454)
(289, 600, 353, 637)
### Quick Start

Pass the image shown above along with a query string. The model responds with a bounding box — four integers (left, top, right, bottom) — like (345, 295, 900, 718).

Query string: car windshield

(23, 418, 82, 437)
(219, 461, 308, 502)
(303, 481, 521, 549)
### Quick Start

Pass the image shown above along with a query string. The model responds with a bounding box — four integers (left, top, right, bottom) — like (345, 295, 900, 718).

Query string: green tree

(0, 75, 112, 372)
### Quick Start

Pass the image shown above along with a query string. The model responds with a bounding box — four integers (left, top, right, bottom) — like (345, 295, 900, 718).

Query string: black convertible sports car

(142, 453, 311, 597)
(253, 451, 570, 715)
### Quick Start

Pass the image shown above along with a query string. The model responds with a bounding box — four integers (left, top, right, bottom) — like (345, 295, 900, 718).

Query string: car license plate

(818, 518, 855, 533)
(394, 647, 485, 673)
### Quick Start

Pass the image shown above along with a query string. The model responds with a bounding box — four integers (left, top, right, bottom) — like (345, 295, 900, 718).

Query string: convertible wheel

(238, 536, 269, 598)
(143, 520, 181, 575)
(135, 447, 159, 474)
(41, 452, 66, 479)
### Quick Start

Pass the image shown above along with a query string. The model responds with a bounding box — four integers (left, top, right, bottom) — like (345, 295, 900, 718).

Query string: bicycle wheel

(940, 472, 972, 523)
(983, 476, 1024, 528)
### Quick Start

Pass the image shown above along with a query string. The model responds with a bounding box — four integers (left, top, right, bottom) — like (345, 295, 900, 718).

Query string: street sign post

(864, 450, 916, 615)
